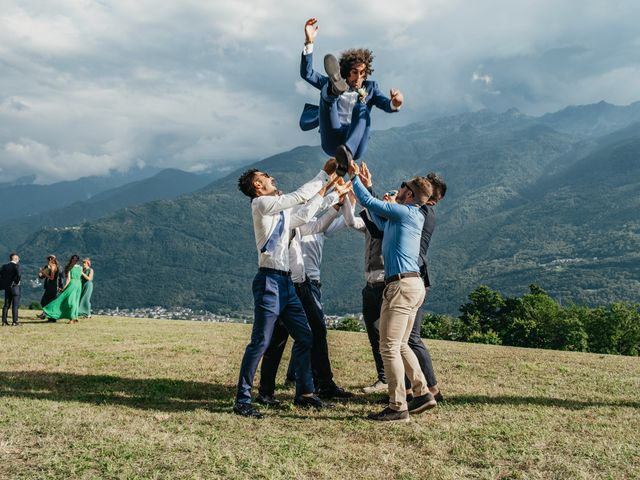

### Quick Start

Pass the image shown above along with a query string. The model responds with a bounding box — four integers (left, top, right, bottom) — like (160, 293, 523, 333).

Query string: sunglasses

(400, 181, 415, 196)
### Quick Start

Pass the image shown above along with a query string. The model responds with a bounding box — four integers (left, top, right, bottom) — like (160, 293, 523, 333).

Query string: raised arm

(290, 192, 328, 229)
(297, 206, 339, 236)
(343, 194, 366, 232)
(370, 81, 403, 113)
(351, 174, 411, 222)
(300, 18, 326, 89)
(256, 159, 337, 216)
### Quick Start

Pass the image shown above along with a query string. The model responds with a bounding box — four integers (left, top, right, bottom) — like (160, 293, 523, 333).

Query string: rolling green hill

(0, 166, 161, 224)
(13, 102, 640, 315)
(0, 168, 216, 251)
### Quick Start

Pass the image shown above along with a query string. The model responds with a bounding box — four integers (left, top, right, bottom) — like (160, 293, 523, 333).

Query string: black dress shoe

(46, 318, 57, 323)
(407, 393, 437, 414)
(367, 407, 410, 423)
(233, 403, 263, 419)
(317, 384, 354, 399)
(255, 393, 281, 406)
(294, 394, 333, 409)
(323, 54, 348, 95)
(335, 144, 352, 177)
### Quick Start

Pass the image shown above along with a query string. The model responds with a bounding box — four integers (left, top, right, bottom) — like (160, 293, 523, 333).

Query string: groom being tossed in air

(299, 18, 404, 176)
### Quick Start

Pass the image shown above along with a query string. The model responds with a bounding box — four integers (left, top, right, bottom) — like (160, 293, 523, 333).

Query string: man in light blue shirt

(348, 160, 436, 422)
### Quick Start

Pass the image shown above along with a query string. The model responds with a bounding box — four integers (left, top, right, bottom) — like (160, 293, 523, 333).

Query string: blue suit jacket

(299, 52, 397, 131)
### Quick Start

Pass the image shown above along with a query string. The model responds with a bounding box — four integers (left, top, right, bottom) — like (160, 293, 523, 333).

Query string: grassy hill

(0, 168, 216, 251)
(1, 313, 638, 479)
(11, 102, 640, 315)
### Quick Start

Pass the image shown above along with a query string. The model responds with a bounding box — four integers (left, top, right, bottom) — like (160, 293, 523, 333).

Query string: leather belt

(259, 267, 291, 277)
(384, 272, 420, 285)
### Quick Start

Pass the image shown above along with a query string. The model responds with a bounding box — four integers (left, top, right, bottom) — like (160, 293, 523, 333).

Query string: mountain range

(10, 100, 640, 315)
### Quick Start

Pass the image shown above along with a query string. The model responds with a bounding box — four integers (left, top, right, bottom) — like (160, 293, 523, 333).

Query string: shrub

(335, 317, 364, 332)
(468, 329, 502, 345)
(420, 313, 466, 341)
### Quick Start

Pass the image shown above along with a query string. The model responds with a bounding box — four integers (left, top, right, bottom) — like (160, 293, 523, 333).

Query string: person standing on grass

(343, 167, 447, 403)
(348, 160, 436, 422)
(37, 255, 64, 319)
(257, 182, 354, 406)
(78, 258, 94, 318)
(233, 159, 349, 419)
(1, 252, 22, 326)
(42, 254, 83, 324)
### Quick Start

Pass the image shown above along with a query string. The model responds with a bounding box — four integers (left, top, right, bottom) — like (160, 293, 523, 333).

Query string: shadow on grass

(0, 371, 236, 413)
(444, 394, 640, 410)
(0, 371, 369, 420)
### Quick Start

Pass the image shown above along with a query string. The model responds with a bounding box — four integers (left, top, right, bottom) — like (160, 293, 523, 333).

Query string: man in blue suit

(299, 18, 404, 176)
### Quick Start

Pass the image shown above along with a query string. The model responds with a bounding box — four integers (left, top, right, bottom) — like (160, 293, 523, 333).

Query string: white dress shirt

(290, 205, 346, 283)
(251, 170, 332, 271)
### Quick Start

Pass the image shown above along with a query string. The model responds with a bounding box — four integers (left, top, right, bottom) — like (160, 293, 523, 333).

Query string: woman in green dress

(78, 258, 94, 318)
(43, 254, 83, 324)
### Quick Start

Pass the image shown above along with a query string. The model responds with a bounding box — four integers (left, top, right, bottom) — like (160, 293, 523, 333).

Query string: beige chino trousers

(379, 276, 428, 411)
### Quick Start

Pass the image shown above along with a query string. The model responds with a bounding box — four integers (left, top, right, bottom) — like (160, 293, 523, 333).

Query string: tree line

(421, 285, 640, 356)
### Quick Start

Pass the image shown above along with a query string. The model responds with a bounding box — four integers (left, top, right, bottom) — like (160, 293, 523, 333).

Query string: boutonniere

(356, 87, 368, 104)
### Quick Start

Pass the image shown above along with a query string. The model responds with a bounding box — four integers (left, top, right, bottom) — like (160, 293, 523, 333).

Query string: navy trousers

(235, 271, 315, 404)
(2, 289, 20, 325)
(259, 279, 335, 396)
(319, 84, 371, 160)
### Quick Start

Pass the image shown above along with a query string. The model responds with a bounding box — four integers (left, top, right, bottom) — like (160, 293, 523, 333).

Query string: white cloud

(0, 0, 639, 182)
(2, 138, 127, 183)
(472, 71, 492, 86)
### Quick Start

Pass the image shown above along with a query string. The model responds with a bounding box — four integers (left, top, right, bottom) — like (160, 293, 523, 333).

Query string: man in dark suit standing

(1, 252, 21, 326)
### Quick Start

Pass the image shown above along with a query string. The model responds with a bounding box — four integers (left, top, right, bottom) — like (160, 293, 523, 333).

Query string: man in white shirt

(233, 159, 346, 418)
(257, 189, 354, 404)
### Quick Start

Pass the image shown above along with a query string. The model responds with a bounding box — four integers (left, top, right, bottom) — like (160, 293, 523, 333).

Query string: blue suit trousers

(319, 84, 371, 160)
(235, 271, 315, 404)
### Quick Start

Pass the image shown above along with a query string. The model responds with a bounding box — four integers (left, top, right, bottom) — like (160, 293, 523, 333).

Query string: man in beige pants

(348, 160, 436, 422)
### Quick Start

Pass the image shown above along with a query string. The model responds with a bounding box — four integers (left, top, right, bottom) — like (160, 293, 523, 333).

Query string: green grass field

(1, 312, 639, 479)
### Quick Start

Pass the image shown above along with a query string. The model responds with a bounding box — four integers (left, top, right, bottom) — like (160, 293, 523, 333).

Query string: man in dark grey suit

(1, 252, 22, 326)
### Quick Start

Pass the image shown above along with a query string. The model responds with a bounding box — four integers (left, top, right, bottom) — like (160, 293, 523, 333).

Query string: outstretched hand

(333, 179, 352, 198)
(347, 159, 360, 178)
(359, 162, 372, 188)
(319, 174, 341, 196)
(390, 89, 404, 109)
(304, 18, 319, 44)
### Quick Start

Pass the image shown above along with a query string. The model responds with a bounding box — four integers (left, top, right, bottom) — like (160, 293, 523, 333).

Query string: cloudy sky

(1, 0, 639, 183)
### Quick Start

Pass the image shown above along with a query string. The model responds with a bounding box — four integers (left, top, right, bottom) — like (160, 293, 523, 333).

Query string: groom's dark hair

(340, 48, 374, 79)
(238, 168, 260, 199)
